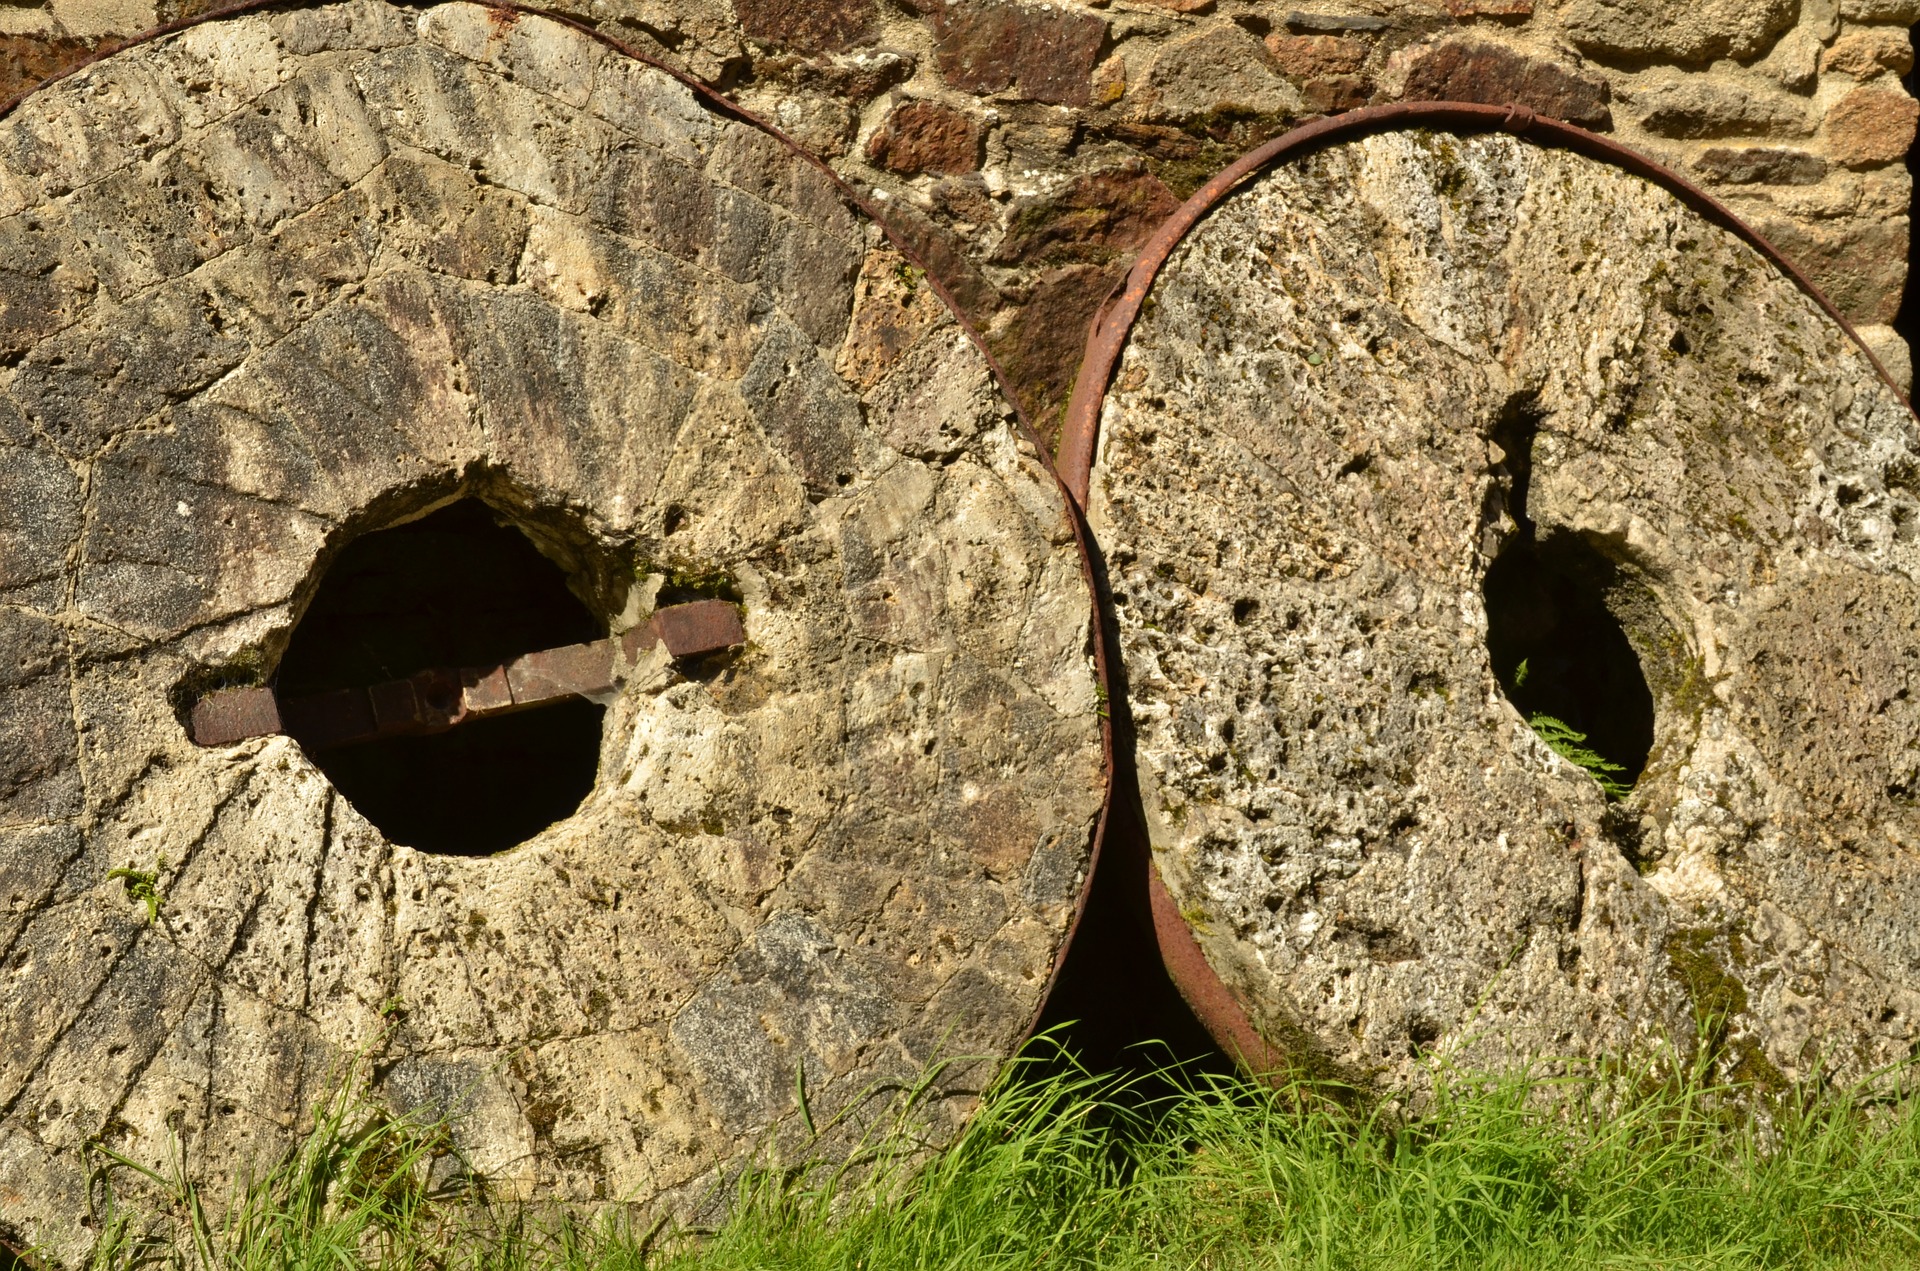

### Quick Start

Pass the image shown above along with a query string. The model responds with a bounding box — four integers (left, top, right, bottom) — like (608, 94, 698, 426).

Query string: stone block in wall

(1827, 86, 1920, 167)
(1400, 38, 1612, 129)
(1839, 0, 1920, 21)
(990, 163, 1179, 268)
(1758, 27, 1823, 90)
(1692, 146, 1828, 186)
(1302, 73, 1372, 114)
(989, 260, 1120, 433)
(865, 98, 981, 176)
(1750, 208, 1911, 325)
(1, 35, 89, 105)
(753, 47, 915, 102)
(1824, 27, 1915, 78)
(1445, 0, 1534, 16)
(735, 0, 877, 54)
(1266, 33, 1369, 80)
(1562, 0, 1796, 66)
(1627, 74, 1814, 139)
(922, 0, 1104, 107)
(1134, 22, 1303, 124)
(1282, 11, 1391, 34)
(1266, 32, 1375, 114)
(44, 0, 156, 38)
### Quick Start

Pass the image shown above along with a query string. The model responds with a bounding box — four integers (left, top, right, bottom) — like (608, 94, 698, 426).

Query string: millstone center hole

(1483, 535, 1654, 799)
(276, 500, 604, 855)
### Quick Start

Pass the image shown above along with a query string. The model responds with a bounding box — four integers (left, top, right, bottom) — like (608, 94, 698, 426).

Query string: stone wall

(5, 0, 1917, 437)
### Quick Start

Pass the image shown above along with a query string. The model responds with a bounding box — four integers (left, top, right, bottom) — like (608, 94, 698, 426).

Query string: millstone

(1085, 128, 1920, 1090)
(0, 3, 1102, 1256)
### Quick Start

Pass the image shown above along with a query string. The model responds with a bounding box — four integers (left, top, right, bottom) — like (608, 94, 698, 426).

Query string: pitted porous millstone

(0, 3, 1102, 1257)
(1086, 129, 1920, 1090)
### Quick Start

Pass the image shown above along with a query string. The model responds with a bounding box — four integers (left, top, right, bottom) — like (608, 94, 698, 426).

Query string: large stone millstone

(0, 2, 1102, 1256)
(1086, 128, 1920, 1091)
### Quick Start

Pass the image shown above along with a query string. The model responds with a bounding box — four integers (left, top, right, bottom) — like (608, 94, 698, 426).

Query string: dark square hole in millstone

(1483, 534, 1655, 797)
(275, 499, 605, 856)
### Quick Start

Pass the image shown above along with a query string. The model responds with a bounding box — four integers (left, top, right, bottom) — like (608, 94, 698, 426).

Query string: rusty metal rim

(0, 0, 1117, 1046)
(1060, 99, 1920, 1078)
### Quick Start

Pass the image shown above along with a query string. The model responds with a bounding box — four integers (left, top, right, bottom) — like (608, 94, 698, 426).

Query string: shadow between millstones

(1032, 550, 1236, 1097)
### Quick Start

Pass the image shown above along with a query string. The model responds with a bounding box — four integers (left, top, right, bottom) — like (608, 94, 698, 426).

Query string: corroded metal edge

(1060, 100, 1920, 1080)
(188, 600, 745, 747)
(0, 0, 1117, 1050)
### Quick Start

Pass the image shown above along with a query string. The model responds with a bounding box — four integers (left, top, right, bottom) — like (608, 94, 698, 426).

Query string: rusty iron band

(189, 598, 745, 748)
(0, 0, 1118, 1048)
(1059, 100, 1920, 1077)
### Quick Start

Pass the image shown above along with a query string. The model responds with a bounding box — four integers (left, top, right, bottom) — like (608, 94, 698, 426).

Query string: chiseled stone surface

(0, 3, 1102, 1258)
(1089, 131, 1920, 1091)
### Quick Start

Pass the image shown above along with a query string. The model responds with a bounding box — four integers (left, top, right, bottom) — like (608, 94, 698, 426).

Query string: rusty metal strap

(1056, 99, 1920, 506)
(191, 598, 743, 748)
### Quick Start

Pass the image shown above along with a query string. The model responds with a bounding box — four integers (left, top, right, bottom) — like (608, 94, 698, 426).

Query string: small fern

(1527, 712, 1632, 799)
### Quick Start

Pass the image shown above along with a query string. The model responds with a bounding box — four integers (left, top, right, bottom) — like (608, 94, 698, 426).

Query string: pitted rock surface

(0, 3, 1102, 1257)
(1088, 130, 1920, 1090)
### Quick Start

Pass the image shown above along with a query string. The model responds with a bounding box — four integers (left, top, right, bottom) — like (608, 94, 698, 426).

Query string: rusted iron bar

(190, 600, 746, 748)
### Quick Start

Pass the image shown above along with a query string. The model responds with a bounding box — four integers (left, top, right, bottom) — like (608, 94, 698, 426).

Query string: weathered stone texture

(924, 0, 1103, 107)
(1823, 27, 1915, 77)
(735, 0, 878, 55)
(1841, 0, 1920, 21)
(1134, 23, 1303, 125)
(1626, 73, 1814, 140)
(865, 97, 980, 175)
(1402, 39, 1613, 130)
(1826, 86, 1920, 167)
(1089, 131, 1920, 1091)
(1266, 34, 1370, 82)
(0, 4, 1102, 1260)
(1692, 146, 1828, 186)
(1562, 0, 1797, 66)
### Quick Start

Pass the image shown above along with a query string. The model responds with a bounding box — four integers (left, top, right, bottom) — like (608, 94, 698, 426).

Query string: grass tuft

(68, 1040, 1920, 1271)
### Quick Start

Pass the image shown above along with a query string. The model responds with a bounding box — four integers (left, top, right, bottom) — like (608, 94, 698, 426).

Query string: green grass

(71, 1040, 1920, 1271)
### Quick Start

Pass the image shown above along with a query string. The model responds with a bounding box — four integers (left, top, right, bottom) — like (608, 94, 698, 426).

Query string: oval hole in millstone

(276, 499, 605, 855)
(1482, 533, 1656, 797)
